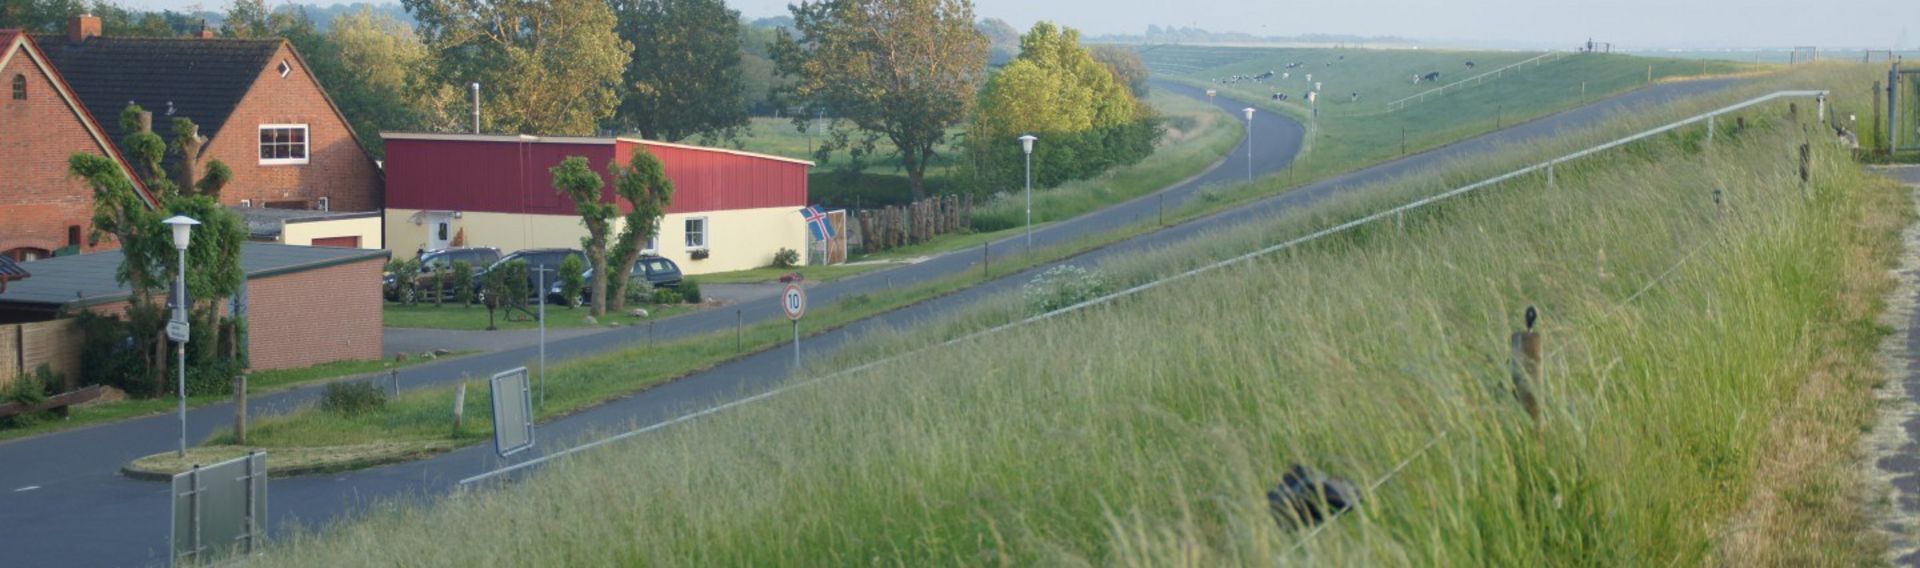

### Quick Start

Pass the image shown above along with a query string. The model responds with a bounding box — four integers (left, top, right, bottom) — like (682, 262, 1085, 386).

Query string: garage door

(311, 236, 361, 248)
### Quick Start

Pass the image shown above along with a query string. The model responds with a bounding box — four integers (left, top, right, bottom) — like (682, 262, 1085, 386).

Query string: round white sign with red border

(782, 283, 807, 321)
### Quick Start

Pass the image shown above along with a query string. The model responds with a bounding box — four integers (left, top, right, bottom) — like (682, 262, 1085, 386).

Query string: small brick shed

(0, 243, 386, 371)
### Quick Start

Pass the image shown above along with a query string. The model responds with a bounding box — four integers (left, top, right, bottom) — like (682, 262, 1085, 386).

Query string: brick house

(0, 243, 386, 371)
(40, 15, 383, 215)
(0, 29, 154, 261)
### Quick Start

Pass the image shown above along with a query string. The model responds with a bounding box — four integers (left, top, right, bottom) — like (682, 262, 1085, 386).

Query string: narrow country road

(0, 78, 1738, 566)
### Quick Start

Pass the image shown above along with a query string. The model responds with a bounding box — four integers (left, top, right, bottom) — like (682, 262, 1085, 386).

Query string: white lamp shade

(1019, 134, 1037, 154)
(1243, 107, 1256, 120)
(162, 215, 200, 250)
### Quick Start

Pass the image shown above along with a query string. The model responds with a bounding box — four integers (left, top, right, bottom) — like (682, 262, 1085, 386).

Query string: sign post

(489, 367, 535, 460)
(782, 283, 807, 369)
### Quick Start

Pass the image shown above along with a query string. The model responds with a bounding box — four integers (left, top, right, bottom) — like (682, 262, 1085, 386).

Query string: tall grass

(256, 77, 1903, 565)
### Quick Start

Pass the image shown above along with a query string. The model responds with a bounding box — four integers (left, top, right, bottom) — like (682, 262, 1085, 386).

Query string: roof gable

(39, 36, 282, 154)
(0, 30, 156, 207)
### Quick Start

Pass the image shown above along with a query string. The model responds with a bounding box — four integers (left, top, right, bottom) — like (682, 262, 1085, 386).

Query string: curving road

(0, 78, 1737, 566)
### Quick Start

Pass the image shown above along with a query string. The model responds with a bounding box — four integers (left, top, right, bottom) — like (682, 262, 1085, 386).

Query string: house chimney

(195, 26, 216, 39)
(69, 14, 101, 44)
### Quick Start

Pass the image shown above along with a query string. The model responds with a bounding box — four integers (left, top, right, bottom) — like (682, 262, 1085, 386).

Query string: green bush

(625, 278, 655, 305)
(386, 258, 421, 304)
(652, 287, 683, 305)
(677, 278, 702, 304)
(4, 365, 54, 407)
(559, 255, 585, 307)
(772, 248, 801, 269)
(320, 381, 387, 416)
(451, 261, 475, 305)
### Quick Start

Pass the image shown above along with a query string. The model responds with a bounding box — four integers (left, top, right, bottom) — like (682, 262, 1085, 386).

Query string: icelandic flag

(799, 205, 836, 240)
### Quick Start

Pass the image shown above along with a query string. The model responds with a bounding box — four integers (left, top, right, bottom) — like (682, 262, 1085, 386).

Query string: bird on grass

(1509, 306, 1542, 424)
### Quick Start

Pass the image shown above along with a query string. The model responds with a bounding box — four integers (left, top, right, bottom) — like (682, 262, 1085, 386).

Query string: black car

(546, 255, 683, 306)
(384, 247, 502, 302)
(473, 248, 587, 303)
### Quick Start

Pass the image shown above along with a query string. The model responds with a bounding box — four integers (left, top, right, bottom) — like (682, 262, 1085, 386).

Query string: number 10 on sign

(783, 284, 806, 369)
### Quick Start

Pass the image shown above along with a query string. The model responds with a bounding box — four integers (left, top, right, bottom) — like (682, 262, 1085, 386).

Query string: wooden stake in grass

(452, 383, 467, 434)
(1509, 305, 1543, 424)
(233, 374, 247, 445)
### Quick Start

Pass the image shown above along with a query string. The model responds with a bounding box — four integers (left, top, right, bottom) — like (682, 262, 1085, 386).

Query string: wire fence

(459, 89, 1831, 487)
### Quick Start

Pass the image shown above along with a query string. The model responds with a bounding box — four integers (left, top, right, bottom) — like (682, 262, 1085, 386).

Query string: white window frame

(642, 232, 659, 255)
(684, 217, 709, 251)
(258, 123, 310, 165)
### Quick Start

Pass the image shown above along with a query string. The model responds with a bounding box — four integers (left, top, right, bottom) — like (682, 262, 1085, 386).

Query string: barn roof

(0, 244, 388, 308)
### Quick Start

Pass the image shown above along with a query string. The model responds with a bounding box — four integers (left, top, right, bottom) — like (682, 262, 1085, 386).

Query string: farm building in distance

(381, 133, 813, 275)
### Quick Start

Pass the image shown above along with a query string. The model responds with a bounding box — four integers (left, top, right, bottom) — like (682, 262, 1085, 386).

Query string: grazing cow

(1281, 72, 1290, 80)
(1421, 71, 1442, 83)
(1465, 61, 1477, 69)
(1272, 93, 1288, 101)
(1350, 92, 1360, 102)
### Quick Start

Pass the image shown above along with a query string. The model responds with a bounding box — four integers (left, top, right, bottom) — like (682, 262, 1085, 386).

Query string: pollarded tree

(551, 157, 616, 316)
(772, 0, 989, 201)
(610, 0, 748, 142)
(406, 0, 631, 135)
(606, 148, 675, 312)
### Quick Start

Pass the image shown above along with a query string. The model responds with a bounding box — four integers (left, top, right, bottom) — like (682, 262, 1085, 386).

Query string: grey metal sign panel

(171, 451, 266, 564)
(491, 367, 535, 458)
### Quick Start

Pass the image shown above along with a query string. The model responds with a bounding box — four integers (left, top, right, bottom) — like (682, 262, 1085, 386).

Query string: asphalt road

(0, 77, 1738, 566)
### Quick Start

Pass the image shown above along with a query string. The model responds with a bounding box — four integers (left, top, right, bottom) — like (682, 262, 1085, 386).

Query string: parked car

(545, 255, 684, 306)
(384, 247, 502, 302)
(472, 248, 586, 303)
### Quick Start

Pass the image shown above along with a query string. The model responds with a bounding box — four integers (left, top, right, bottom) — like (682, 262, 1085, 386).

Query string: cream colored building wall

(384, 207, 806, 275)
(281, 216, 384, 249)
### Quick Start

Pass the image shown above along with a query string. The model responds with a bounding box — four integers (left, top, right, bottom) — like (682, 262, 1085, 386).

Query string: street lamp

(162, 215, 199, 458)
(1019, 134, 1037, 251)
(1243, 108, 1256, 183)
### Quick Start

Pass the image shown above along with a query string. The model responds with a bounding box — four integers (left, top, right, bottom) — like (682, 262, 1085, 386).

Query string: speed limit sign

(782, 283, 806, 321)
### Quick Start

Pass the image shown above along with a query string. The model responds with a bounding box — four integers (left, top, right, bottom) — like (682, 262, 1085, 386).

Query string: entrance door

(311, 236, 361, 248)
(426, 212, 453, 252)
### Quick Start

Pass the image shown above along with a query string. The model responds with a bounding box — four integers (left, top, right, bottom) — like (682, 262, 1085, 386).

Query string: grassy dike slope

(261, 85, 1903, 564)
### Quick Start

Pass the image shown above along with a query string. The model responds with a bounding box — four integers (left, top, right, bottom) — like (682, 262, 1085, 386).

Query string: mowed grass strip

(256, 80, 1897, 563)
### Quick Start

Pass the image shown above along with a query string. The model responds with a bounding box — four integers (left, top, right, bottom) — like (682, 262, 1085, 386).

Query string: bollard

(233, 374, 248, 445)
(983, 243, 990, 279)
(390, 369, 399, 398)
(736, 309, 743, 352)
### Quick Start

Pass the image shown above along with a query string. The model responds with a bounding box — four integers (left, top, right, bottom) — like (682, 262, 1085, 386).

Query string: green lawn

(252, 68, 1900, 565)
(694, 263, 895, 285)
(382, 302, 698, 331)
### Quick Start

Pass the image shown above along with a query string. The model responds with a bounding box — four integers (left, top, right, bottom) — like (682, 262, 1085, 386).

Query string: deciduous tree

(611, 0, 748, 142)
(551, 157, 615, 316)
(406, 0, 631, 135)
(606, 148, 674, 312)
(772, 0, 988, 201)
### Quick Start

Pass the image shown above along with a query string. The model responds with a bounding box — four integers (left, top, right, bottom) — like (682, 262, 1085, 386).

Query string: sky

(123, 0, 1919, 50)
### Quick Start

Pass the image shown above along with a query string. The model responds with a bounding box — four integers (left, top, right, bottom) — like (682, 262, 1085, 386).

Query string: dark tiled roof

(38, 36, 282, 156)
(231, 207, 381, 239)
(0, 243, 388, 307)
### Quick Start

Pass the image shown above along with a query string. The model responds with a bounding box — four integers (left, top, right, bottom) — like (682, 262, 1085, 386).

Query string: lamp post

(1243, 108, 1256, 183)
(162, 215, 199, 458)
(470, 82, 481, 134)
(1019, 134, 1037, 251)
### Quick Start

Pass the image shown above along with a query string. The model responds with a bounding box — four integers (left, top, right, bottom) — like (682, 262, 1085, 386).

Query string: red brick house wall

(0, 33, 131, 259)
(245, 256, 382, 370)
(201, 43, 383, 213)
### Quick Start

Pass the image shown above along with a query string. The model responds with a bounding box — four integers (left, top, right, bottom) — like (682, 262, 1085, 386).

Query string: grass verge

(258, 69, 1897, 565)
(0, 354, 458, 443)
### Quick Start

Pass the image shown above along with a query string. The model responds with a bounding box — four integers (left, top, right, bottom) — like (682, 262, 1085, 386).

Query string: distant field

(255, 67, 1901, 566)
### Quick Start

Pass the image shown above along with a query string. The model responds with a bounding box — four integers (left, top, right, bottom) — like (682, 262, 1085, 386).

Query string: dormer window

(258, 124, 309, 165)
(10, 74, 24, 100)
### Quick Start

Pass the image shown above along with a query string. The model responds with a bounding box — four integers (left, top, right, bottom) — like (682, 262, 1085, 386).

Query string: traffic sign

(166, 320, 189, 343)
(782, 283, 806, 321)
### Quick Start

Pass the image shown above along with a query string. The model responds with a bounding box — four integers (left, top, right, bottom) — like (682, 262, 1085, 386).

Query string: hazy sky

(124, 0, 1918, 50)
